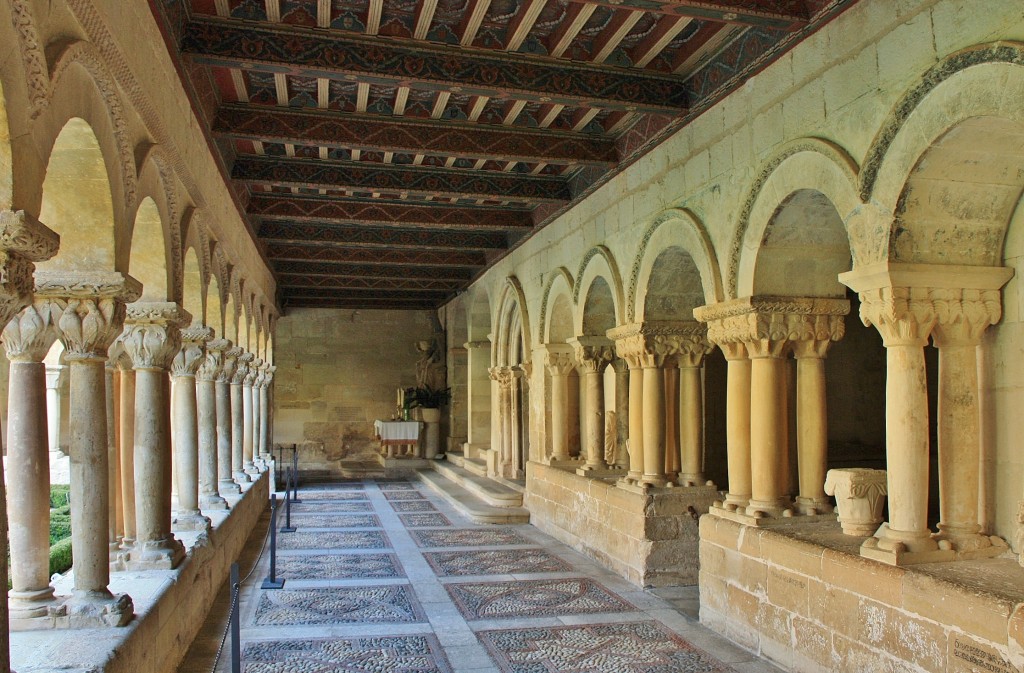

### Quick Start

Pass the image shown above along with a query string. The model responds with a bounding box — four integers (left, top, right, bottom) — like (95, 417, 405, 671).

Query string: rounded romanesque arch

(127, 196, 172, 302)
(134, 146, 184, 300)
(631, 208, 722, 321)
(495, 276, 531, 367)
(466, 287, 492, 343)
(540, 267, 574, 344)
(181, 246, 204, 327)
(0, 77, 13, 211)
(572, 246, 624, 336)
(731, 139, 860, 298)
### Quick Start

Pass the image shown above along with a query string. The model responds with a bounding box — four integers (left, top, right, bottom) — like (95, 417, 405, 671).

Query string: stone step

(431, 459, 524, 508)
(447, 453, 488, 478)
(417, 468, 530, 525)
(337, 460, 386, 479)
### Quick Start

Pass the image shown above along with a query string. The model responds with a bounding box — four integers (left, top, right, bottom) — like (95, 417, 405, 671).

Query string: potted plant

(403, 385, 450, 458)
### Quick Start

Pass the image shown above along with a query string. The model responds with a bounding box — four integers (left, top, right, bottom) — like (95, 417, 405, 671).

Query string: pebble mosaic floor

(179, 478, 783, 673)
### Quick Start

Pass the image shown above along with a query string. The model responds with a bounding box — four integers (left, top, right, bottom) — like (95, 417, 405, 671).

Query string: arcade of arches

(0, 1, 1023, 672)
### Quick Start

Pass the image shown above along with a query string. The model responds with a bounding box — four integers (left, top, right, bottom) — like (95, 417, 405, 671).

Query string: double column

(240, 353, 258, 478)
(696, 297, 848, 520)
(568, 336, 615, 475)
(34, 269, 139, 626)
(841, 263, 1011, 564)
(217, 346, 242, 494)
(542, 344, 577, 464)
(197, 339, 230, 509)
(121, 302, 189, 569)
(258, 364, 274, 467)
(170, 325, 213, 532)
(488, 365, 522, 477)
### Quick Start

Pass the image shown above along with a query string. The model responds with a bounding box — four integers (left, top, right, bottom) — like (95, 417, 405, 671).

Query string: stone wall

(273, 308, 440, 471)
(525, 461, 718, 586)
(699, 515, 1024, 673)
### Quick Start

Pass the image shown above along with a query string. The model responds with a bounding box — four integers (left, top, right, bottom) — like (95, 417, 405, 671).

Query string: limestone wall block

(820, 548, 903, 607)
(761, 534, 826, 577)
(902, 570, 1015, 646)
(767, 565, 810, 614)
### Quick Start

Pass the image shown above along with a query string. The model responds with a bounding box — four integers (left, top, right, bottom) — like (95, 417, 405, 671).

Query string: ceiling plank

(505, 0, 547, 52)
(630, 15, 692, 67)
(213, 106, 617, 167)
(564, 0, 809, 29)
(590, 10, 644, 64)
(233, 156, 572, 202)
(283, 287, 452, 300)
(248, 194, 534, 229)
(182, 19, 689, 113)
(273, 260, 474, 280)
(279, 274, 465, 291)
(258, 221, 509, 250)
(316, 0, 330, 28)
(546, 3, 596, 58)
(366, 0, 383, 34)
(671, 22, 737, 73)
(283, 297, 443, 310)
(414, 0, 440, 40)
(457, 0, 493, 46)
(267, 243, 487, 267)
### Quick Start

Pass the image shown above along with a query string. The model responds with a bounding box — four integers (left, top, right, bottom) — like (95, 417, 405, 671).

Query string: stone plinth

(525, 460, 719, 586)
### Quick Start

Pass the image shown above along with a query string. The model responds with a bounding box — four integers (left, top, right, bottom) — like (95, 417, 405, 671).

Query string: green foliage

(49, 537, 73, 577)
(50, 484, 70, 509)
(49, 514, 71, 546)
(52, 504, 71, 517)
(402, 385, 451, 409)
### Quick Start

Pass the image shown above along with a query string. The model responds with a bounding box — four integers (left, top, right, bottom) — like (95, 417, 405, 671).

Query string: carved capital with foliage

(220, 346, 242, 384)
(172, 324, 214, 378)
(0, 210, 59, 327)
(122, 302, 192, 371)
(3, 301, 57, 362)
(568, 336, 614, 374)
(696, 297, 849, 358)
(542, 344, 576, 376)
(197, 338, 231, 382)
(233, 351, 254, 385)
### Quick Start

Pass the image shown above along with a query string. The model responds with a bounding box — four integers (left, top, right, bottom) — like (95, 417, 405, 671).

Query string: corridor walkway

(179, 477, 780, 673)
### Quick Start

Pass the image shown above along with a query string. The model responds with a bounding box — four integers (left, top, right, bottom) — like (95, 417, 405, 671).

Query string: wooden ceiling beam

(266, 243, 487, 267)
(630, 15, 692, 67)
(214, 105, 618, 167)
(182, 18, 689, 113)
(279, 274, 465, 291)
(233, 155, 571, 202)
(247, 194, 534, 230)
(283, 297, 443, 310)
(564, 0, 809, 30)
(258, 221, 509, 251)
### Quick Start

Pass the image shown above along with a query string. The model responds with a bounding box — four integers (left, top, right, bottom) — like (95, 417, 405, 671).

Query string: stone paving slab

(424, 548, 570, 577)
(242, 635, 453, 672)
(253, 585, 425, 626)
(378, 482, 418, 491)
(292, 501, 374, 513)
(384, 490, 428, 500)
(294, 491, 369, 501)
(445, 578, 635, 620)
(289, 513, 381, 529)
(399, 512, 453, 528)
(391, 500, 439, 513)
(278, 530, 390, 550)
(476, 621, 735, 673)
(277, 552, 404, 580)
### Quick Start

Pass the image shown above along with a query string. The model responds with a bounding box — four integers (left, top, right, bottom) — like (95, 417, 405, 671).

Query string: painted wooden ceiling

(152, 0, 856, 311)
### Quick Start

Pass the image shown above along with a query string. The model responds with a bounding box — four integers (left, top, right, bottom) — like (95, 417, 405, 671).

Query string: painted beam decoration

(247, 195, 533, 230)
(272, 261, 475, 281)
(278, 275, 465, 291)
(258, 221, 509, 250)
(182, 19, 690, 112)
(215, 106, 619, 167)
(234, 156, 571, 202)
(266, 243, 488, 267)
(564, 0, 810, 29)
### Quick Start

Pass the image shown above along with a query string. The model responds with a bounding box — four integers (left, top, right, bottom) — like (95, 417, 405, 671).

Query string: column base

(126, 537, 186, 570)
(575, 465, 627, 478)
(545, 456, 581, 468)
(709, 501, 838, 527)
(720, 494, 750, 511)
(51, 590, 134, 628)
(219, 478, 242, 495)
(860, 523, 955, 565)
(234, 470, 253, 483)
(933, 528, 1010, 560)
(244, 461, 259, 477)
(640, 474, 670, 488)
(9, 587, 56, 620)
(795, 495, 834, 516)
(200, 493, 230, 510)
(172, 510, 212, 533)
(676, 473, 709, 488)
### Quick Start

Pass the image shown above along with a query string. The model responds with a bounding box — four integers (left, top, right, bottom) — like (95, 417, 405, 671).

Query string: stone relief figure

(415, 333, 446, 391)
(604, 410, 617, 466)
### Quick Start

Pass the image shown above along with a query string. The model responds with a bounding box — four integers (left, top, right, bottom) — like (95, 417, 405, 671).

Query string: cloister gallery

(0, 0, 1022, 671)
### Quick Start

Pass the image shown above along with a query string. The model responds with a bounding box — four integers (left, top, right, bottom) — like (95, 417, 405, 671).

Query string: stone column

(489, 366, 520, 476)
(3, 302, 57, 620)
(487, 365, 504, 464)
(45, 363, 65, 453)
(104, 358, 122, 558)
(839, 263, 1004, 564)
(242, 355, 259, 477)
(115, 352, 137, 546)
(35, 268, 138, 626)
(663, 362, 680, 481)
(217, 346, 241, 494)
(197, 339, 229, 510)
(122, 302, 189, 570)
(612, 359, 629, 469)
(542, 345, 575, 464)
(720, 344, 751, 509)
(790, 310, 847, 515)
(931, 280, 1010, 556)
(673, 326, 713, 487)
(746, 338, 791, 517)
(170, 325, 213, 532)
(569, 336, 614, 474)
(611, 331, 645, 485)
(259, 364, 274, 465)
(230, 349, 250, 484)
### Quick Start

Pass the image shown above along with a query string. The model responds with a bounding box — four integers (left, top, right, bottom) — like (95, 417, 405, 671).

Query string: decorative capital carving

(488, 365, 520, 389)
(232, 351, 253, 385)
(171, 325, 213, 378)
(608, 321, 711, 368)
(463, 340, 491, 350)
(542, 344, 576, 376)
(840, 262, 1012, 348)
(34, 271, 142, 361)
(3, 301, 56, 361)
(122, 302, 191, 371)
(220, 346, 241, 384)
(0, 211, 59, 326)
(695, 297, 849, 358)
(568, 336, 614, 374)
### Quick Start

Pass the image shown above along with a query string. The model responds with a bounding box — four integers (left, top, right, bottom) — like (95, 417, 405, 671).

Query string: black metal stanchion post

(281, 467, 296, 533)
(289, 445, 301, 503)
(229, 562, 241, 673)
(262, 494, 285, 589)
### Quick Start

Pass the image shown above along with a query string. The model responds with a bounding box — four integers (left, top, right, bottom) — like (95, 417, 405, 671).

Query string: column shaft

(582, 368, 606, 469)
(118, 367, 136, 543)
(724, 354, 751, 507)
(231, 382, 246, 482)
(198, 377, 227, 509)
(217, 379, 239, 494)
(105, 365, 120, 551)
(748, 355, 790, 515)
(626, 364, 644, 481)
(795, 355, 829, 513)
(641, 365, 667, 487)
(936, 342, 982, 540)
(259, 382, 270, 462)
(663, 365, 680, 479)
(171, 373, 205, 527)
(614, 363, 629, 468)
(550, 372, 569, 461)
(678, 365, 704, 486)
(242, 380, 256, 474)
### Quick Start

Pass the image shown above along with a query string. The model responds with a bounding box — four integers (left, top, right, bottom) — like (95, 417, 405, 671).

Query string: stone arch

(182, 246, 204, 327)
(572, 246, 624, 335)
(127, 196, 172, 302)
(495, 276, 531, 367)
(36, 117, 117, 272)
(135, 145, 184, 300)
(730, 139, 860, 297)
(540, 267, 574, 344)
(631, 209, 723, 321)
(0, 76, 12, 211)
(223, 270, 238, 344)
(208, 271, 224, 341)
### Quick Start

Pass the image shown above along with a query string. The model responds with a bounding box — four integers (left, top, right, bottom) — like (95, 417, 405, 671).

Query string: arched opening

(444, 295, 469, 453)
(465, 291, 491, 455)
(0, 78, 13, 210)
(576, 276, 617, 473)
(128, 197, 170, 302)
(208, 272, 224, 341)
(494, 282, 530, 480)
(544, 280, 579, 462)
(181, 248, 204, 327)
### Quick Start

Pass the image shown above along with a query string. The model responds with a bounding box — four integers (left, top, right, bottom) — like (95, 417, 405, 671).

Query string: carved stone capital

(220, 346, 242, 384)
(607, 321, 709, 368)
(488, 365, 520, 389)
(232, 351, 254, 385)
(695, 297, 849, 358)
(568, 336, 614, 374)
(122, 302, 191, 371)
(3, 301, 57, 362)
(463, 340, 491, 350)
(840, 262, 1012, 348)
(0, 210, 60, 261)
(171, 325, 214, 378)
(34, 271, 142, 360)
(542, 344, 576, 376)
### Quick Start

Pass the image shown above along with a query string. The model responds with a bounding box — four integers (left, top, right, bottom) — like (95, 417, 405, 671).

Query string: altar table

(373, 420, 423, 458)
